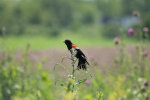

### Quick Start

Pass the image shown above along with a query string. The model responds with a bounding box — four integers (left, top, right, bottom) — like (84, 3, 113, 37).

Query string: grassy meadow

(0, 33, 150, 100)
(0, 0, 150, 100)
(1, 34, 149, 50)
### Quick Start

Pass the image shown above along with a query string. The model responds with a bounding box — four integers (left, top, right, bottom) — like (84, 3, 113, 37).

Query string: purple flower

(132, 84, 137, 88)
(85, 80, 91, 85)
(114, 37, 120, 45)
(128, 28, 135, 35)
(143, 51, 148, 57)
(143, 27, 149, 32)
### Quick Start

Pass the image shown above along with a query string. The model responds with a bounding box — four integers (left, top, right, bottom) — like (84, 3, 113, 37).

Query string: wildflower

(143, 51, 148, 57)
(137, 94, 142, 98)
(133, 11, 140, 17)
(133, 90, 138, 95)
(138, 78, 143, 82)
(74, 81, 79, 85)
(101, 69, 106, 74)
(85, 80, 91, 85)
(128, 28, 135, 35)
(143, 27, 149, 32)
(132, 84, 137, 88)
(68, 74, 73, 78)
(114, 37, 120, 45)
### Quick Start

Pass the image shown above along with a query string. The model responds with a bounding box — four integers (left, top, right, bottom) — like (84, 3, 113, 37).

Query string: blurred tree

(81, 11, 94, 24)
(96, 0, 122, 19)
(0, 0, 150, 39)
(0, 0, 8, 35)
(41, 0, 73, 27)
(95, 0, 123, 38)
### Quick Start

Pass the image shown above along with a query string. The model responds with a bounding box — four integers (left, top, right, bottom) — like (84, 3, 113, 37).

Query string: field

(2, 34, 149, 50)
(0, 0, 150, 100)
(0, 35, 150, 100)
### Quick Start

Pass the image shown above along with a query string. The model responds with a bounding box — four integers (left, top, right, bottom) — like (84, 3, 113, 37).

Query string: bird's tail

(77, 58, 89, 70)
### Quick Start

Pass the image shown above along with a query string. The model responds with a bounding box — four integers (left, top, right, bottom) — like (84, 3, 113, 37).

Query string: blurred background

(0, 0, 150, 100)
(0, 0, 150, 48)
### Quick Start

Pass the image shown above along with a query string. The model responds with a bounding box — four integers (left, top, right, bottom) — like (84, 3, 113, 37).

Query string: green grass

(0, 34, 149, 50)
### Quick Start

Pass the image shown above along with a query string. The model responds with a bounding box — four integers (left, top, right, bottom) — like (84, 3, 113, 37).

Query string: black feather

(64, 40, 89, 70)
(75, 49, 89, 70)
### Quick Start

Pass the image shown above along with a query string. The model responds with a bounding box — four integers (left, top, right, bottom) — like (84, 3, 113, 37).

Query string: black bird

(64, 40, 73, 54)
(64, 40, 89, 70)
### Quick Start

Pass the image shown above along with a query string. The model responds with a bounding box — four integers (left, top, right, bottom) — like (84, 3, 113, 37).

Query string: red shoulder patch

(72, 45, 78, 48)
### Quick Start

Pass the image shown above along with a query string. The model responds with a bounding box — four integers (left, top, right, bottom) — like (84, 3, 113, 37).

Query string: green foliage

(0, 31, 150, 100)
(1, 0, 150, 39)
(0, 39, 55, 100)
(101, 23, 120, 38)
(0, 0, 150, 99)
(0, 0, 98, 36)
(96, 0, 122, 17)
(0, 54, 22, 100)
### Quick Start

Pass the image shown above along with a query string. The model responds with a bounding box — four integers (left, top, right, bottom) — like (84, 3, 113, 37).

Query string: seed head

(114, 37, 120, 45)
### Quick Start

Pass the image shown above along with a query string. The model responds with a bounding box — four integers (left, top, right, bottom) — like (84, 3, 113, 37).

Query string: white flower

(68, 74, 73, 78)
(133, 90, 137, 95)
(74, 81, 79, 85)
(138, 78, 143, 82)
(137, 94, 141, 98)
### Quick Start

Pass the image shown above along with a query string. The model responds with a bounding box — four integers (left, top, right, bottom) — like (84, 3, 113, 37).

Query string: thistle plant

(53, 42, 104, 100)
(65, 51, 86, 99)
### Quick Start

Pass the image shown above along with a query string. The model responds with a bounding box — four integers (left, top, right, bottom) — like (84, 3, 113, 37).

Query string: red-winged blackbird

(64, 40, 89, 70)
